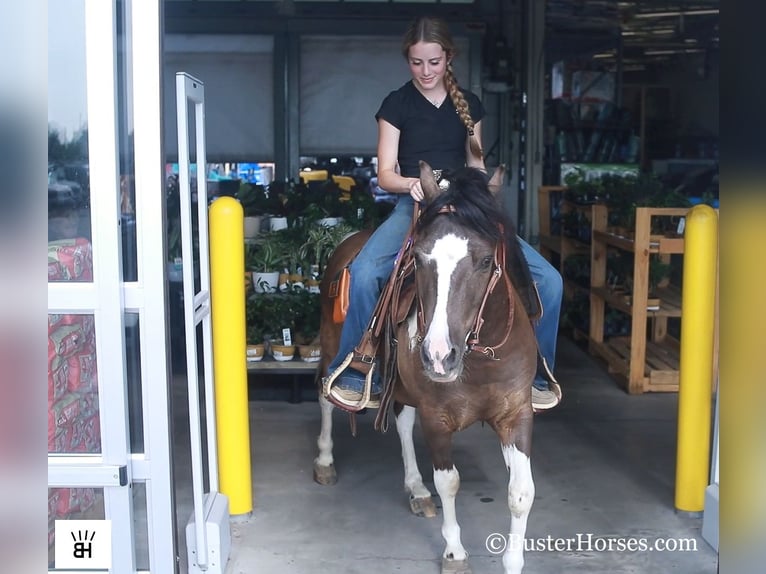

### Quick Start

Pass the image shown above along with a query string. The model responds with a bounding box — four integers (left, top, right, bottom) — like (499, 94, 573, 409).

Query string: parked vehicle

(48, 162, 89, 207)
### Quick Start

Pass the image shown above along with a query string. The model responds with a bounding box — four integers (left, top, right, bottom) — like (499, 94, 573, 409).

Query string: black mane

(416, 166, 542, 320)
(417, 167, 507, 243)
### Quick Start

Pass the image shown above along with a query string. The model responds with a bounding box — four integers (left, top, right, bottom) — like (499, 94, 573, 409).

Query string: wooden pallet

(589, 335, 680, 392)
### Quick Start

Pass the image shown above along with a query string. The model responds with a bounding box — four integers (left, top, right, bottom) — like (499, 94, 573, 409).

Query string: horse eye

(480, 255, 493, 269)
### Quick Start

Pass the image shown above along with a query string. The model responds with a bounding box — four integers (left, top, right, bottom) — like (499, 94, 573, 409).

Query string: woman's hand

(408, 178, 424, 202)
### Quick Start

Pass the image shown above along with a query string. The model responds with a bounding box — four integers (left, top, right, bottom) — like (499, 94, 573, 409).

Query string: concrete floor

(179, 335, 718, 573)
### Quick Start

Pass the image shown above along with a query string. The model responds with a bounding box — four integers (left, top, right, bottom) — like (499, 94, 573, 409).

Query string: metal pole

(210, 196, 253, 516)
(675, 204, 718, 514)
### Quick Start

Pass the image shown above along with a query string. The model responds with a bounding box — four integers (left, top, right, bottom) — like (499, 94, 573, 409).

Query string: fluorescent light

(644, 48, 706, 55)
(635, 9, 718, 18)
(622, 28, 676, 36)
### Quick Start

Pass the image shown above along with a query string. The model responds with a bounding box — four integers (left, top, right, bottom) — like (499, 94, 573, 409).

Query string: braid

(445, 63, 483, 161)
(446, 63, 473, 135)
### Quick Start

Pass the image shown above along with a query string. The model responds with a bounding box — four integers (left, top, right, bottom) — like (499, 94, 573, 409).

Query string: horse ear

(488, 164, 506, 196)
(419, 161, 441, 203)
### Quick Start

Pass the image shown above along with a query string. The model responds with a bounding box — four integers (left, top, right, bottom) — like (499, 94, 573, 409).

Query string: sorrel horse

(314, 162, 540, 574)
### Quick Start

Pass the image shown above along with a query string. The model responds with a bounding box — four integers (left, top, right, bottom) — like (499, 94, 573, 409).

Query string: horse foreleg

(423, 424, 471, 574)
(394, 404, 437, 517)
(313, 395, 337, 485)
(499, 419, 534, 574)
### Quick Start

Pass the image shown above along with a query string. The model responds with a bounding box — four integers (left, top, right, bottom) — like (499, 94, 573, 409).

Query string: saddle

(323, 207, 419, 421)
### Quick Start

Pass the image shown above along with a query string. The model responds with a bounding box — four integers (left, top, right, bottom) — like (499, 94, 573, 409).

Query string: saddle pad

(329, 267, 351, 324)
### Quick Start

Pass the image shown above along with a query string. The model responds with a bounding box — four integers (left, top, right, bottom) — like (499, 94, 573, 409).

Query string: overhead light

(622, 28, 676, 36)
(644, 48, 706, 55)
(634, 9, 719, 18)
(593, 52, 615, 59)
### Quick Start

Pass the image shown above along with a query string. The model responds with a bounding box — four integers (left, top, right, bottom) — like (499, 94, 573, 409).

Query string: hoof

(442, 557, 472, 574)
(313, 463, 337, 485)
(409, 495, 438, 518)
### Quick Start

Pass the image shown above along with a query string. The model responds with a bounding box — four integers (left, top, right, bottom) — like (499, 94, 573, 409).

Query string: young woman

(325, 16, 563, 412)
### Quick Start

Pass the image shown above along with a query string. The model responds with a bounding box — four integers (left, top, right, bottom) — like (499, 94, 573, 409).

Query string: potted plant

(247, 233, 286, 293)
(237, 182, 271, 238)
(288, 288, 321, 361)
(260, 293, 296, 361)
(245, 296, 267, 362)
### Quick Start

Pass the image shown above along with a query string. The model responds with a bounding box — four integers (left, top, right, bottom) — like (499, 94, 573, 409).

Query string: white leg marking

(423, 235, 467, 374)
(433, 467, 468, 561)
(314, 395, 335, 467)
(395, 406, 431, 499)
(501, 445, 534, 574)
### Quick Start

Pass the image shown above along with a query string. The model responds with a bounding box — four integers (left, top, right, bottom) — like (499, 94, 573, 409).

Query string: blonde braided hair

(402, 16, 483, 162)
(445, 62, 483, 160)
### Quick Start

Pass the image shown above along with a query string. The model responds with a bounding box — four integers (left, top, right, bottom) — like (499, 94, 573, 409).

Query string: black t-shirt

(375, 80, 486, 178)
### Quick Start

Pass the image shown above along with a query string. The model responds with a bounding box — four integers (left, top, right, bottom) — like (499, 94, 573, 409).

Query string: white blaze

(423, 234, 468, 374)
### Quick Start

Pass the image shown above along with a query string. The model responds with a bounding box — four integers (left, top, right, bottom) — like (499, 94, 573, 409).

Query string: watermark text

(485, 532, 698, 555)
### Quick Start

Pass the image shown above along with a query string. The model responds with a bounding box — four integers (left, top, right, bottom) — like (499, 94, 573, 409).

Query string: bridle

(414, 205, 515, 360)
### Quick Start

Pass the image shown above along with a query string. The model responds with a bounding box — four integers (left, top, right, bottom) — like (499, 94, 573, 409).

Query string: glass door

(48, 1, 174, 572)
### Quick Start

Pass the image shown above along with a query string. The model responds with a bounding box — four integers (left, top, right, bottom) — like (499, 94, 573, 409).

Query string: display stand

(588, 205, 688, 393)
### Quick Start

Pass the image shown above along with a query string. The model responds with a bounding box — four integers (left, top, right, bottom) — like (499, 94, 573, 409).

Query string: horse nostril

(446, 347, 458, 367)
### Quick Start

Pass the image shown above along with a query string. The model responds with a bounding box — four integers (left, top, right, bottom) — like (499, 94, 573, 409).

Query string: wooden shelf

(247, 357, 319, 374)
(538, 185, 595, 344)
(592, 229, 685, 254)
(539, 233, 561, 254)
(589, 205, 693, 394)
(591, 285, 683, 318)
(588, 336, 680, 393)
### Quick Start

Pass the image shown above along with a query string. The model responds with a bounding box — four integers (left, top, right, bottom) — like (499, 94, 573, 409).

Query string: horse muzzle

(420, 340, 464, 382)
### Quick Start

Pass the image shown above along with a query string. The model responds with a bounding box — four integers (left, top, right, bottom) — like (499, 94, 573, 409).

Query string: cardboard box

(572, 70, 615, 103)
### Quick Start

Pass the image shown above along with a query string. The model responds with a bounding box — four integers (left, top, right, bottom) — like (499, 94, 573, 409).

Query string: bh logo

(72, 529, 96, 558)
(55, 520, 112, 569)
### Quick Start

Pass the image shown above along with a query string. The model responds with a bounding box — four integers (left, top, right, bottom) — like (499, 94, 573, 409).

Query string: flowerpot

(306, 279, 321, 294)
(289, 274, 305, 290)
(297, 344, 322, 362)
(270, 341, 296, 362)
(318, 217, 341, 227)
(246, 343, 265, 362)
(244, 216, 262, 239)
(252, 271, 280, 293)
(245, 271, 253, 293)
(270, 216, 288, 231)
(278, 272, 291, 292)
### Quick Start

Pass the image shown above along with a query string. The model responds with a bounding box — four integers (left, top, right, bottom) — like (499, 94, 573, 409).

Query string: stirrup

(322, 352, 381, 413)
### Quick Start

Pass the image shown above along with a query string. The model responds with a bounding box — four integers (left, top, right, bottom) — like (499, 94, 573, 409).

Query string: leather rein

(414, 204, 515, 360)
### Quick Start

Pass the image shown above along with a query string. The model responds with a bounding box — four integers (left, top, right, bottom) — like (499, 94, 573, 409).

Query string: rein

(416, 205, 515, 360)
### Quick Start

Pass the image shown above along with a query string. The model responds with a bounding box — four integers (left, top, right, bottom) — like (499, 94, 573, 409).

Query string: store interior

(47, 0, 719, 571)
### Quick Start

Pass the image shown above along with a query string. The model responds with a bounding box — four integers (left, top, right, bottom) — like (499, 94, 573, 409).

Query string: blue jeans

(518, 238, 563, 388)
(328, 195, 563, 389)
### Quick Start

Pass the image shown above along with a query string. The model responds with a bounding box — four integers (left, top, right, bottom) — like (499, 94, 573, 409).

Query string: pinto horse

(314, 162, 540, 574)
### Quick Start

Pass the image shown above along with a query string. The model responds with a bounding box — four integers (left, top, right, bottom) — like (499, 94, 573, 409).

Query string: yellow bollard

(209, 197, 252, 515)
(675, 204, 718, 514)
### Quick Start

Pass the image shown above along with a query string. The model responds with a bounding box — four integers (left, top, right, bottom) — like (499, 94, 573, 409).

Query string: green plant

(245, 295, 269, 343)
(236, 182, 274, 217)
(648, 255, 672, 293)
(285, 287, 321, 344)
(248, 232, 287, 272)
